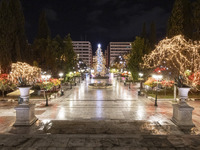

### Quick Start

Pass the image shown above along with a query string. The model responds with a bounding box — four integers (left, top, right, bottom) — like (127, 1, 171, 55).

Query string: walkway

(0, 74, 200, 149)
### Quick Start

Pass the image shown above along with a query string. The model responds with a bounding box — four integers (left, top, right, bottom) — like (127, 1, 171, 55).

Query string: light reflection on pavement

(0, 75, 200, 135)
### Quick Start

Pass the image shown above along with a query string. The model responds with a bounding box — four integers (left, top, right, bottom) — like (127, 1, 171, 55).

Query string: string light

(142, 35, 200, 90)
(9, 62, 41, 85)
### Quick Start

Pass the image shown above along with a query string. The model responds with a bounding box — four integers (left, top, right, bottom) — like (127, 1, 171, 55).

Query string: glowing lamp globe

(59, 72, 64, 78)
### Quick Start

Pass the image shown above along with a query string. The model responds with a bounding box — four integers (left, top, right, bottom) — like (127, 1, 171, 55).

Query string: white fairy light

(142, 35, 200, 90)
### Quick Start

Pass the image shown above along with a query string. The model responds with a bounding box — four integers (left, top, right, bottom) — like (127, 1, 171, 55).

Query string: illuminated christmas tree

(93, 44, 106, 76)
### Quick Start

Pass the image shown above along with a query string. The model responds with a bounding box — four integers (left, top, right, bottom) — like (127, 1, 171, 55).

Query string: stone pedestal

(14, 104, 37, 126)
(172, 102, 194, 127)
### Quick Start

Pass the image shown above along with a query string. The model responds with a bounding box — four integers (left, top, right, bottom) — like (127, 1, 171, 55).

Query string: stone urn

(18, 86, 31, 104)
(178, 87, 191, 104)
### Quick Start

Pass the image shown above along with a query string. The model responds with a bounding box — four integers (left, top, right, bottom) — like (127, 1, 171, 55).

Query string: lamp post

(78, 70, 81, 83)
(59, 72, 64, 96)
(138, 73, 144, 95)
(128, 71, 131, 89)
(81, 69, 84, 81)
(41, 74, 51, 106)
(152, 74, 163, 106)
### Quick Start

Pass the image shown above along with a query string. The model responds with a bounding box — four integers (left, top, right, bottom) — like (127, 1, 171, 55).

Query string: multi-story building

(72, 41, 92, 67)
(108, 42, 132, 66)
(105, 48, 109, 68)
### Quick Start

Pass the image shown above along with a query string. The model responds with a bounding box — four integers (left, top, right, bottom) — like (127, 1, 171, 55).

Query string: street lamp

(59, 72, 64, 78)
(139, 73, 143, 78)
(41, 74, 51, 81)
(152, 74, 163, 106)
(59, 72, 64, 96)
(138, 73, 144, 95)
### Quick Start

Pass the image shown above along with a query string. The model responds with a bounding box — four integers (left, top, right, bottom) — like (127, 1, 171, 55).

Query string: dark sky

(21, 0, 174, 51)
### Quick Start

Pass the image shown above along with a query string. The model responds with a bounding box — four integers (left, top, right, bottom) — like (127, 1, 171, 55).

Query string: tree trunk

(2, 90, 4, 99)
(44, 91, 48, 106)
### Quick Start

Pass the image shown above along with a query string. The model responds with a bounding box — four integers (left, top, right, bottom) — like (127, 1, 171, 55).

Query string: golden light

(9, 62, 41, 85)
(142, 35, 200, 90)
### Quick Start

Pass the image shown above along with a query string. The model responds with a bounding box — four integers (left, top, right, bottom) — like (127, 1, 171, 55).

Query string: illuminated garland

(9, 62, 41, 85)
(142, 35, 200, 90)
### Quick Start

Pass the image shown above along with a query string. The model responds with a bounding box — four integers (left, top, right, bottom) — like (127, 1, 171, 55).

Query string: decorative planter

(178, 87, 191, 100)
(18, 86, 31, 104)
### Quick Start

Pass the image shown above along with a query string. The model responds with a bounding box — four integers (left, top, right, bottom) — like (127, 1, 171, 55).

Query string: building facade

(104, 48, 109, 68)
(108, 42, 132, 66)
(72, 41, 93, 67)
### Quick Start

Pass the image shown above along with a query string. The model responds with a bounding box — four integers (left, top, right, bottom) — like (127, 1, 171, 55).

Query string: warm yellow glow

(142, 35, 200, 89)
(9, 62, 41, 84)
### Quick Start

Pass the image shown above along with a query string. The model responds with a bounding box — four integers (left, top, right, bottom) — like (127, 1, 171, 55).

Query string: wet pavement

(1, 74, 200, 149)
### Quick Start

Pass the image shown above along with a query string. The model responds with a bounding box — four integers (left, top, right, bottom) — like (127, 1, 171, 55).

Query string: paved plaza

(0, 75, 200, 149)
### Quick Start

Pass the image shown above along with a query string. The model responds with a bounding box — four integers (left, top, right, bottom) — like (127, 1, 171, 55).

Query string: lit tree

(142, 35, 200, 89)
(9, 62, 41, 85)
(93, 44, 106, 76)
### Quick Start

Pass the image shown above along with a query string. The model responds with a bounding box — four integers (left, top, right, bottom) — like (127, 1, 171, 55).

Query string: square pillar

(172, 103, 194, 127)
(14, 104, 38, 126)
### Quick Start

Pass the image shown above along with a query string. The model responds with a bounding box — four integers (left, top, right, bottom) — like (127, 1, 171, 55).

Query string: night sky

(21, 0, 174, 51)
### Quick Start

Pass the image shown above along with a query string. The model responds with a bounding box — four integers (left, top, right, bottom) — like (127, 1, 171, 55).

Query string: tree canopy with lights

(142, 35, 200, 89)
(9, 62, 41, 85)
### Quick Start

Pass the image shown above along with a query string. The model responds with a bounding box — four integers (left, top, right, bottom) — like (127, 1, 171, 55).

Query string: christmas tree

(93, 44, 106, 76)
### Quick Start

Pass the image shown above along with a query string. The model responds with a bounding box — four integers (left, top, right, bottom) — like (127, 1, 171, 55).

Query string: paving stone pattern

(0, 134, 200, 149)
